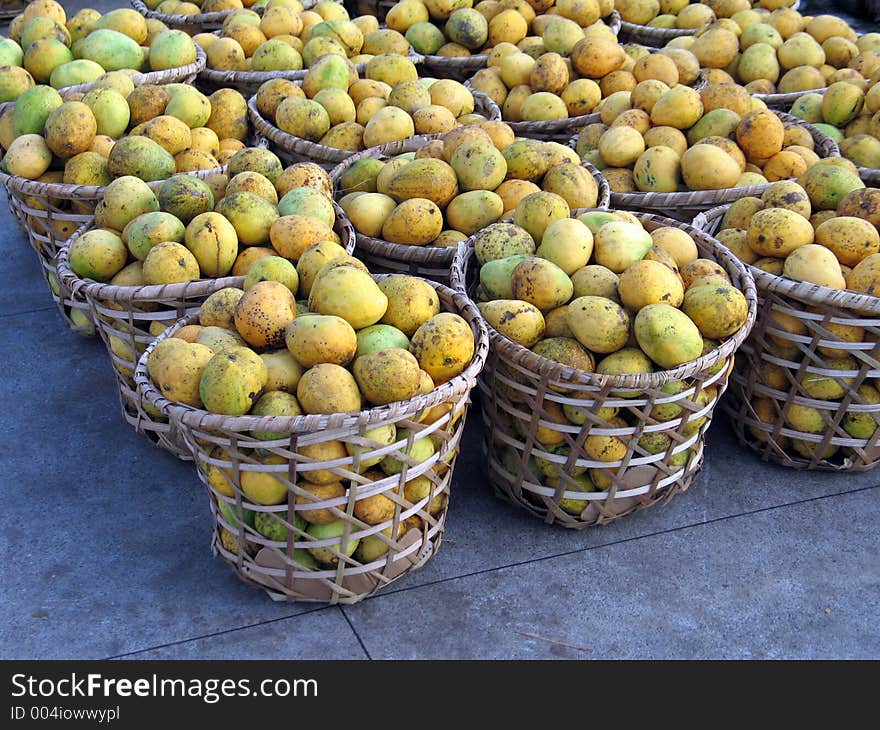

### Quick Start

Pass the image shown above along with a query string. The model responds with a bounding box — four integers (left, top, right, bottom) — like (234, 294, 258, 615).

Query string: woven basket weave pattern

(450, 211, 757, 528)
(133, 281, 489, 603)
(695, 203, 880, 472)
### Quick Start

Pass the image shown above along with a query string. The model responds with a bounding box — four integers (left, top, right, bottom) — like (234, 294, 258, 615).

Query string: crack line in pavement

(338, 606, 372, 660)
(346, 481, 880, 605)
(104, 605, 335, 660)
(102, 482, 880, 659)
(0, 305, 56, 320)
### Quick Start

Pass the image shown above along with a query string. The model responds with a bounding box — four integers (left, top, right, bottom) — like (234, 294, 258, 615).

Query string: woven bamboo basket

(133, 280, 489, 604)
(599, 111, 840, 222)
(55, 204, 355, 459)
(617, 0, 800, 45)
(695, 203, 880, 472)
(617, 20, 696, 46)
(421, 11, 622, 82)
(329, 135, 611, 283)
(248, 90, 501, 168)
(130, 0, 265, 32)
(59, 45, 207, 96)
(752, 85, 826, 111)
(0, 0, 24, 21)
(197, 46, 424, 96)
(0, 152, 246, 335)
(451, 210, 758, 528)
(859, 166, 880, 186)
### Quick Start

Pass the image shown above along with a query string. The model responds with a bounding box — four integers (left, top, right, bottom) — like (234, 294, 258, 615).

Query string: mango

(297, 363, 362, 414)
(12, 84, 62, 136)
(107, 136, 176, 181)
(783, 245, 846, 289)
(478, 299, 544, 347)
(446, 191, 504, 236)
(184, 212, 239, 277)
(1, 133, 51, 179)
(309, 264, 387, 329)
(594, 221, 653, 273)
(285, 314, 357, 368)
(143, 242, 200, 284)
(473, 222, 535, 265)
(634, 304, 703, 369)
(199, 347, 269, 416)
(73, 29, 143, 72)
(149, 340, 215, 408)
(157, 175, 214, 223)
(69, 228, 127, 281)
(123, 211, 185, 261)
(410, 312, 475, 383)
(99, 176, 159, 231)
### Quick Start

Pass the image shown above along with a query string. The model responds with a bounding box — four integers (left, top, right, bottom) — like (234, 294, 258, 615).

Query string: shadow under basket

(451, 211, 757, 528)
(133, 281, 489, 604)
(695, 203, 880, 472)
(328, 136, 611, 284)
(1, 179, 98, 336)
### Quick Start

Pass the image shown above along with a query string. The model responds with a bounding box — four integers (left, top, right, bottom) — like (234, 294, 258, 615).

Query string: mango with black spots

(634, 303, 703, 369)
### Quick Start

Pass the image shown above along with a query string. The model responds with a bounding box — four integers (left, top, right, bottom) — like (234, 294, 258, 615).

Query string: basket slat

(694, 203, 880, 471)
(133, 278, 489, 603)
(450, 210, 758, 528)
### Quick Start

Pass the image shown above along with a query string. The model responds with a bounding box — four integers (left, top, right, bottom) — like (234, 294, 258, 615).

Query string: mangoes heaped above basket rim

(335, 124, 603, 247)
(574, 81, 833, 194)
(65, 147, 353, 292)
(0, 0, 202, 102)
(387, 0, 616, 60)
(713, 177, 880, 298)
(253, 55, 493, 151)
(0, 80, 250, 186)
(196, 3, 417, 75)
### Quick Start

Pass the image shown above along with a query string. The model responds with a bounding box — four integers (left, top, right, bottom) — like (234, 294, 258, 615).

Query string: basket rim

(56, 221, 245, 302)
(198, 46, 425, 86)
(57, 44, 207, 97)
(694, 203, 880, 315)
(55, 199, 355, 302)
(0, 138, 242, 198)
(133, 277, 490, 432)
(617, 18, 697, 43)
(858, 165, 880, 185)
(328, 135, 611, 264)
(130, 0, 266, 24)
(605, 111, 841, 208)
(451, 209, 758, 388)
(752, 85, 827, 107)
(463, 78, 599, 133)
(248, 89, 501, 164)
